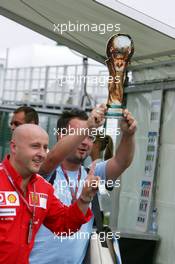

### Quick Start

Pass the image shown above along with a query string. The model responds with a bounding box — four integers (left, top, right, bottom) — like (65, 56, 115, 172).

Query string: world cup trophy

(105, 33, 134, 118)
(103, 34, 134, 230)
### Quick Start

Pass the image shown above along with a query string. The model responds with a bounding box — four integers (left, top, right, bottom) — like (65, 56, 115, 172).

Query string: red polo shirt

(0, 156, 92, 264)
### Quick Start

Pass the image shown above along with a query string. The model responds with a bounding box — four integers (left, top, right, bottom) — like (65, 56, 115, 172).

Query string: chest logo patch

(0, 192, 19, 206)
(7, 194, 17, 204)
(29, 192, 48, 209)
(0, 208, 16, 216)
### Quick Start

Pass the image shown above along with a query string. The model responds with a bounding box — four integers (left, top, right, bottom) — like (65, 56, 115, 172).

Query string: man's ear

(57, 134, 62, 141)
(10, 140, 16, 154)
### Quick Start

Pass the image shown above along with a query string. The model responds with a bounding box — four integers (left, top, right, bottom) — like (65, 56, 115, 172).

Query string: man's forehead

(12, 111, 25, 120)
(17, 134, 48, 146)
(68, 118, 86, 128)
(29, 137, 48, 144)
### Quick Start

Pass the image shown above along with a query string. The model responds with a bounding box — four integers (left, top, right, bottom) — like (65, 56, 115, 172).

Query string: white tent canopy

(0, 0, 175, 66)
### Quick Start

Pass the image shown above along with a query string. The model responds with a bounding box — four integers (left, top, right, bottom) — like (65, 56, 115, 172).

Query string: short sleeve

(94, 160, 108, 181)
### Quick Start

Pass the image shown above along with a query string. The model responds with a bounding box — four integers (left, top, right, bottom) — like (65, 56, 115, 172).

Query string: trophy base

(106, 104, 124, 119)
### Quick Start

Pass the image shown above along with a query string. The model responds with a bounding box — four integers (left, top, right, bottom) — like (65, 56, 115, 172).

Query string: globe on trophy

(105, 33, 134, 118)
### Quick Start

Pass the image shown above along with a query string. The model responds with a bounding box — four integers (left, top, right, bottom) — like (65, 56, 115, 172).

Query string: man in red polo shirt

(0, 124, 99, 264)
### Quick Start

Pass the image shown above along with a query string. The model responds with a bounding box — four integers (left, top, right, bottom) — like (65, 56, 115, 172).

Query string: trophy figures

(106, 33, 134, 118)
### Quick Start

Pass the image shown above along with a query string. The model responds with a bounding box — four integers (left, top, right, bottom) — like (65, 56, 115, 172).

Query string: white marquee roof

(0, 0, 175, 66)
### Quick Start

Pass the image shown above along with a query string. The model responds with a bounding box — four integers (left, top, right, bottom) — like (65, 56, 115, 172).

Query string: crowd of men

(0, 105, 136, 264)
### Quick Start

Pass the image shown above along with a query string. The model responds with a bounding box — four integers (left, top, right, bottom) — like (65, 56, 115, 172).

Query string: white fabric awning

(0, 0, 175, 65)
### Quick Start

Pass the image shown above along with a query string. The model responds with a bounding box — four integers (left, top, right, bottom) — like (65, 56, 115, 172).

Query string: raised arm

(40, 105, 106, 175)
(106, 109, 137, 181)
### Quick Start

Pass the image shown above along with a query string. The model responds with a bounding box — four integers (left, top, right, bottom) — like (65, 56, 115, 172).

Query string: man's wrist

(122, 131, 135, 138)
(79, 194, 93, 204)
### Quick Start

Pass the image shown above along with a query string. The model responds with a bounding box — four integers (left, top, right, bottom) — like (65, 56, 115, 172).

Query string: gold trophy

(106, 33, 134, 118)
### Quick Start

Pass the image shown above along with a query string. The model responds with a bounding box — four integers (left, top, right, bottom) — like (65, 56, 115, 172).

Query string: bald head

(12, 124, 48, 143)
(10, 124, 49, 177)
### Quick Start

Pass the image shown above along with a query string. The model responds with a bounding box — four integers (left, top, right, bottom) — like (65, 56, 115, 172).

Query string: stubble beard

(66, 154, 87, 165)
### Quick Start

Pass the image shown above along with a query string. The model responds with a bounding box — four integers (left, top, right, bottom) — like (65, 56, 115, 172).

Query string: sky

(119, 0, 175, 28)
(0, 15, 55, 51)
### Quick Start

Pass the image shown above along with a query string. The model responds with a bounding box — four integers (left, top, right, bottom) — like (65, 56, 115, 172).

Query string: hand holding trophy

(106, 33, 134, 118)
